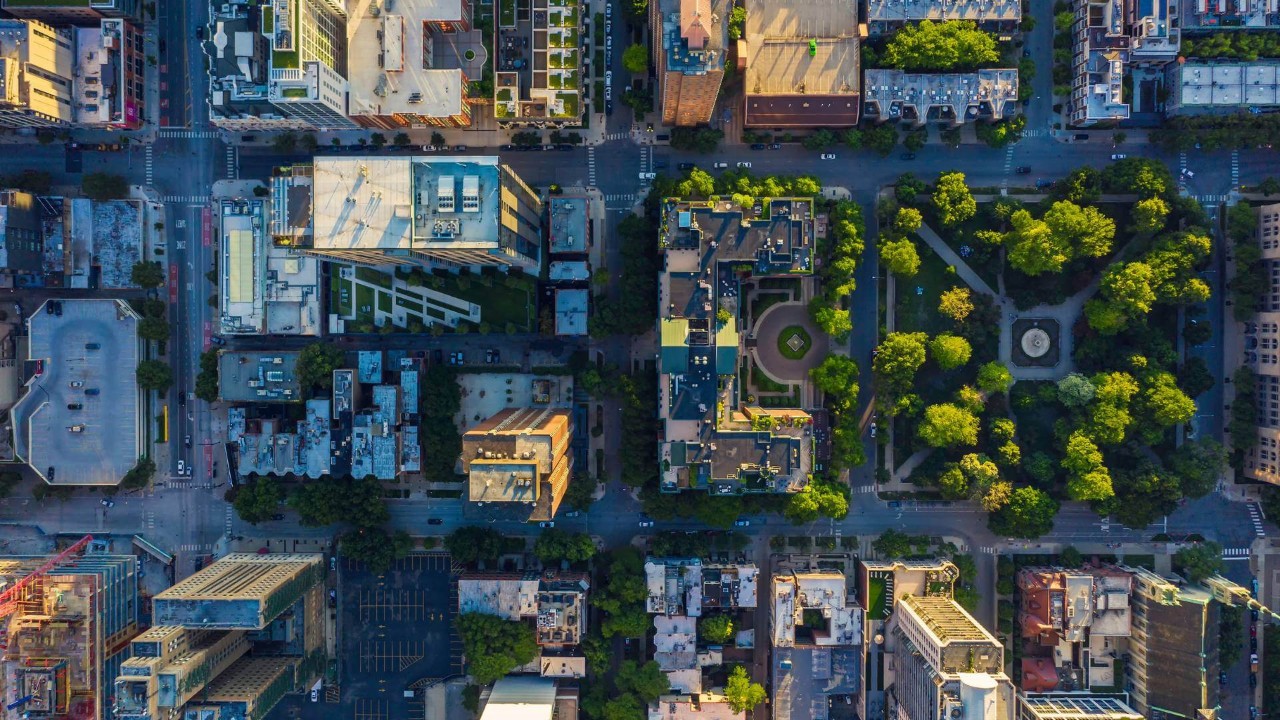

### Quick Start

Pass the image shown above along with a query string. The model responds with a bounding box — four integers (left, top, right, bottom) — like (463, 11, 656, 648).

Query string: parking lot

(337, 553, 461, 720)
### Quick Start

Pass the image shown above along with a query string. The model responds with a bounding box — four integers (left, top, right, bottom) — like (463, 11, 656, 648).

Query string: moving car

(639, 172, 657, 180)
(768, 143, 782, 149)
(736, 161, 751, 168)
(427, 518, 443, 525)
(67, 403, 82, 410)
(177, 459, 186, 475)
(639, 520, 654, 527)
(714, 162, 729, 169)
(734, 519, 750, 527)
(1110, 153, 1127, 160)
(101, 498, 114, 508)
(869, 422, 877, 437)
(678, 162, 696, 170)
(184, 435, 192, 448)
(539, 521, 555, 528)
(820, 153, 837, 160)
(1015, 166, 1031, 174)
(750, 143, 767, 150)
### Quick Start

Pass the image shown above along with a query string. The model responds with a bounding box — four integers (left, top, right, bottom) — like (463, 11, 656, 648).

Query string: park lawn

(435, 274, 533, 330)
(377, 290, 393, 314)
(331, 273, 352, 316)
(867, 576, 888, 620)
(894, 239, 957, 337)
(751, 292, 790, 322)
(355, 266, 394, 289)
(354, 283, 376, 321)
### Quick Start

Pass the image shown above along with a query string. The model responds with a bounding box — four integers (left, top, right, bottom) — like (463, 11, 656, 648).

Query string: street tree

(988, 486, 1058, 539)
(533, 529, 596, 563)
(725, 665, 767, 713)
(232, 476, 283, 524)
(138, 315, 170, 343)
(893, 206, 923, 235)
(296, 343, 345, 392)
(340, 527, 412, 574)
(1168, 438, 1227, 499)
(1138, 371, 1196, 430)
(195, 349, 219, 402)
(1043, 200, 1115, 259)
(929, 333, 972, 370)
(616, 660, 670, 702)
(918, 403, 979, 448)
(1067, 467, 1115, 502)
(622, 44, 649, 74)
(938, 287, 974, 321)
(1173, 541, 1224, 583)
(130, 260, 165, 288)
(1085, 372, 1139, 445)
(135, 360, 173, 393)
(880, 238, 921, 277)
(932, 172, 977, 227)
(445, 526, 508, 565)
(809, 355, 859, 413)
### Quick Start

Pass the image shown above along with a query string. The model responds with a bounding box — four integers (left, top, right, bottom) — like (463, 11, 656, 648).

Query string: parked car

(427, 518, 443, 525)
(678, 162, 696, 170)
(768, 143, 782, 149)
(177, 460, 186, 475)
(888, 501, 902, 508)
(820, 153, 837, 160)
(67, 403, 82, 410)
(1074, 133, 1089, 140)
(539, 521, 555, 528)
(639, 172, 657, 180)
(750, 143, 767, 150)
(714, 162, 729, 169)
(869, 422, 877, 437)
(900, 153, 916, 160)
(1015, 166, 1031, 174)
(85, 342, 100, 350)
(606, 2, 612, 16)
(736, 161, 751, 168)
(310, 689, 319, 702)
(271, 513, 285, 521)
(605, 70, 613, 85)
(1110, 153, 1127, 160)
(639, 520, 654, 527)
(84, 388, 100, 396)
(69, 380, 84, 388)
(101, 498, 115, 508)
(734, 519, 750, 527)
(209, 335, 226, 346)
(184, 435, 192, 448)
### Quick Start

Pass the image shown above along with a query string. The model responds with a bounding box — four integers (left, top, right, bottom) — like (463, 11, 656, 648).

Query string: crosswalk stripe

(162, 195, 211, 203)
(1223, 548, 1251, 557)
(158, 129, 221, 139)
(144, 144, 154, 187)
(225, 144, 237, 179)
(587, 146, 597, 187)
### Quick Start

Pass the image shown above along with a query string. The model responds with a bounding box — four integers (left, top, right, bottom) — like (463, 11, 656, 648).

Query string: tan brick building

(461, 407, 574, 521)
(650, 0, 727, 126)
(1242, 203, 1280, 485)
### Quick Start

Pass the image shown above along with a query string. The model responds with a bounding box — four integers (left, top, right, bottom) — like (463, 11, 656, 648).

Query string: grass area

(759, 277, 802, 293)
(893, 239, 957, 337)
(750, 364, 791, 394)
(331, 270, 352, 316)
(751, 292, 790, 321)
(1121, 554, 1155, 570)
(355, 266, 394, 289)
(395, 296, 424, 313)
(499, 0, 515, 26)
(777, 325, 812, 360)
(867, 576, 888, 620)
(354, 283, 376, 320)
(428, 273, 533, 330)
(377, 291, 392, 314)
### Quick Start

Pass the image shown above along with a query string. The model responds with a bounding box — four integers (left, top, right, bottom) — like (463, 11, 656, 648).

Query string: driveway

(752, 302, 825, 383)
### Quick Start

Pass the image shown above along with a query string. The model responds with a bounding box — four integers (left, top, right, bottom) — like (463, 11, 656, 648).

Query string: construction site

(0, 535, 140, 720)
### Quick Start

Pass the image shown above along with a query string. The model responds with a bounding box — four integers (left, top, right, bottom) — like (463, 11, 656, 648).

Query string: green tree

(137, 315, 170, 343)
(724, 665, 767, 713)
(533, 529, 596, 563)
(1132, 196, 1170, 235)
(445, 526, 509, 565)
(1168, 438, 1226, 499)
(602, 694, 645, 720)
(699, 614, 735, 644)
(880, 237, 921, 277)
(873, 332, 928, 392)
(933, 172, 977, 227)
(195, 349, 220, 401)
(296, 343, 345, 392)
(669, 127, 724, 153)
(809, 355, 859, 413)
(622, 43, 649, 74)
(1173, 541, 1224, 583)
(1043, 200, 1115, 258)
(616, 660, 670, 702)
(1006, 209, 1066, 275)
(120, 457, 156, 490)
(1139, 371, 1196, 428)
(1085, 372, 1138, 445)
(929, 333, 972, 370)
(370, 132, 387, 147)
(893, 206, 924, 235)
(918, 403, 979, 448)
(130, 260, 165, 288)
(291, 475, 389, 527)
(457, 612, 538, 685)
(883, 20, 999, 70)
(82, 172, 129, 200)
(727, 5, 747, 39)
(1099, 261, 1156, 315)
(136, 360, 173, 393)
(976, 361, 1013, 394)
(232, 475, 283, 523)
(392, 132, 411, 147)
(810, 302, 852, 339)
(988, 486, 1058, 539)
(938, 287, 974, 321)
(602, 606, 651, 638)
(340, 527, 412, 574)
(1057, 373, 1096, 408)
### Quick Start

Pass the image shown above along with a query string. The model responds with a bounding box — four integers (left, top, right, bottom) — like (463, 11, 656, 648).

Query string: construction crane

(0, 534, 94, 619)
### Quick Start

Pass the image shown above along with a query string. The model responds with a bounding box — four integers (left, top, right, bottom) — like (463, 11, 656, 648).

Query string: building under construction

(0, 536, 140, 720)
(118, 553, 327, 720)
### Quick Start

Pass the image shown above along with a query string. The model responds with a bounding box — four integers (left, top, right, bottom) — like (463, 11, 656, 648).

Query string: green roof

(715, 321, 739, 375)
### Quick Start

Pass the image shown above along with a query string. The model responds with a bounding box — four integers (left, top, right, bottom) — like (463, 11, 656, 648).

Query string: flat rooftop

(657, 0, 729, 75)
(744, 37, 859, 96)
(219, 199, 322, 336)
(555, 288, 588, 336)
(228, 400, 332, 478)
(13, 299, 140, 485)
(218, 351, 302, 402)
(863, 68, 1019, 123)
(311, 156, 504, 253)
(1175, 60, 1280, 107)
(866, 0, 1020, 22)
(346, 0, 483, 119)
(547, 197, 588, 254)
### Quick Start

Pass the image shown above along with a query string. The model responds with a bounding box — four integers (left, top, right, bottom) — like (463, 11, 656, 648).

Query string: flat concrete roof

(745, 38, 860, 95)
(548, 197, 588, 254)
(13, 299, 140, 485)
(746, 0, 858, 39)
(218, 351, 302, 402)
(1175, 60, 1280, 107)
(865, 0, 1020, 22)
(346, 0, 472, 119)
(555, 288, 588, 336)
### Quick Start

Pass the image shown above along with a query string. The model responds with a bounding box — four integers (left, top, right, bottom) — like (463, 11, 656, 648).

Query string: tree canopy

(880, 238, 921, 277)
(933, 172, 977, 227)
(339, 527, 412, 574)
(724, 666, 768, 713)
(938, 287, 974, 321)
(874, 332, 928, 393)
(929, 333, 972, 370)
(1173, 541, 1224, 583)
(621, 44, 649, 74)
(976, 361, 1013, 394)
(532, 529, 596, 563)
(457, 612, 538, 685)
(136, 360, 173, 393)
(445, 526, 509, 565)
(296, 343, 345, 393)
(699, 614, 735, 644)
(232, 476, 283, 523)
(130, 261, 165, 288)
(290, 475, 389, 527)
(882, 20, 1000, 71)
(615, 661, 670, 702)
(988, 486, 1058, 539)
(918, 403, 980, 448)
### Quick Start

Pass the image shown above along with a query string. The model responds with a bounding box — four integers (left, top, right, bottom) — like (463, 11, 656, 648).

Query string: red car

(1251, 624, 1257, 638)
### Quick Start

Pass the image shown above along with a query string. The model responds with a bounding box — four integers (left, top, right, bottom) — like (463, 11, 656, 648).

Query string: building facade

(1125, 567, 1220, 719)
(152, 553, 325, 630)
(863, 69, 1018, 126)
(0, 19, 75, 127)
(1241, 203, 1280, 485)
(650, 0, 727, 126)
(0, 0, 138, 26)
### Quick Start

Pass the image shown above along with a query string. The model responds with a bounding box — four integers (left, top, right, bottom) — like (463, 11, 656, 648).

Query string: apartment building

(205, 0, 357, 130)
(115, 627, 253, 720)
(492, 0, 582, 126)
(309, 155, 543, 272)
(741, 0, 860, 127)
(1166, 60, 1280, 115)
(1016, 566, 1133, 694)
(770, 570, 861, 720)
(218, 197, 322, 336)
(890, 595, 1013, 720)
(461, 406, 573, 521)
(1069, 0, 1179, 126)
(650, 0, 727, 126)
(72, 18, 144, 129)
(0, 0, 138, 26)
(0, 19, 75, 127)
(865, 0, 1021, 34)
(1125, 566, 1220, 719)
(1181, 0, 1280, 29)
(1017, 695, 1145, 720)
(1240, 203, 1280, 485)
(657, 196, 816, 495)
(458, 571, 591, 678)
(346, 0, 477, 128)
(863, 69, 1018, 126)
(153, 553, 326, 629)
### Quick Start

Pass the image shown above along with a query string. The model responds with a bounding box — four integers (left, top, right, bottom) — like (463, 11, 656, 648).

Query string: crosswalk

(179, 544, 213, 552)
(144, 144, 154, 187)
(161, 195, 211, 204)
(587, 146, 597, 187)
(224, 505, 233, 538)
(980, 546, 998, 554)
(225, 144, 237, 179)
(1021, 128, 1047, 138)
(1194, 194, 1229, 205)
(603, 132, 630, 141)
(1231, 150, 1240, 191)
(641, 145, 652, 175)
(158, 128, 220, 139)
(1001, 145, 1014, 190)
(145, 511, 155, 530)
(1248, 502, 1265, 537)
(852, 485, 876, 494)
(1223, 547, 1252, 558)
(1178, 152, 1188, 193)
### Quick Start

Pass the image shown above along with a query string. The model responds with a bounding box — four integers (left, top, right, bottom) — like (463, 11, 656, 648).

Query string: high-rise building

(1125, 567, 1219, 719)
(180, 656, 301, 720)
(461, 407, 573, 521)
(153, 553, 325, 630)
(0, 0, 138, 26)
(650, 0, 727, 126)
(770, 570, 861, 720)
(0, 544, 140, 720)
(205, 0, 357, 130)
(742, 0, 861, 127)
(309, 155, 543, 271)
(1017, 695, 1144, 720)
(346, 0, 477, 128)
(114, 627, 253, 720)
(0, 19, 76, 128)
(1240, 203, 1280, 485)
(890, 595, 1013, 720)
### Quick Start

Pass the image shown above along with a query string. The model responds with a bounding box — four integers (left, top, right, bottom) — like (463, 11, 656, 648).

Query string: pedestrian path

(1178, 152, 1188, 193)
(1248, 502, 1265, 537)
(587, 147, 597, 187)
(161, 195, 211, 204)
(158, 128, 220, 139)
(1021, 129, 1047, 138)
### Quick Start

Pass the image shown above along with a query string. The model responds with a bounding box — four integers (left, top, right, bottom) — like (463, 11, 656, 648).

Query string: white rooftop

(346, 0, 467, 119)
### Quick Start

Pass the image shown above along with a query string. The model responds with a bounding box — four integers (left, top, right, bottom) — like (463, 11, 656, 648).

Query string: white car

(1110, 153, 1127, 160)
(820, 153, 837, 160)
(1182, 168, 1195, 178)
(639, 520, 654, 528)
(870, 422, 877, 437)
(310, 689, 319, 702)
(714, 162, 729, 169)
(605, 85, 612, 100)
(177, 459, 185, 475)
(605, 70, 613, 85)
(734, 519, 750, 527)
(606, 2, 612, 16)
(639, 172, 656, 180)
(605, 19, 612, 34)
(737, 161, 751, 168)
